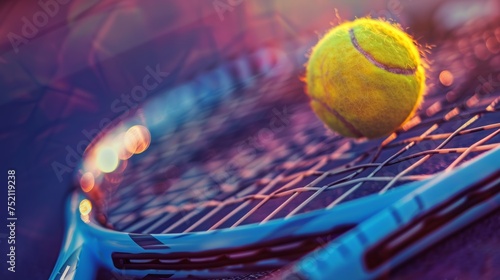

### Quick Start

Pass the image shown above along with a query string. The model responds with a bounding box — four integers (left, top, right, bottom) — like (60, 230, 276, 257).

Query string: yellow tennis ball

(306, 18, 426, 139)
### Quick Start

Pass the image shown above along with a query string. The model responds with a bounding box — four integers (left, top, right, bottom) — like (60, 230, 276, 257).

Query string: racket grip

(274, 146, 500, 280)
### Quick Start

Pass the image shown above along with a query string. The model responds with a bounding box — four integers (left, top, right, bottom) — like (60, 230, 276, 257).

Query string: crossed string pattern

(91, 72, 500, 235)
(86, 19, 500, 236)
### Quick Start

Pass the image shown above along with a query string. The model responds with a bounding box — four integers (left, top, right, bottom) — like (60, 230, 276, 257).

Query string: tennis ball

(306, 18, 426, 139)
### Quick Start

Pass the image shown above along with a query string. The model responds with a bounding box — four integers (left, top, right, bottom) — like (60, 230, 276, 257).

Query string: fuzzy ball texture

(306, 18, 426, 139)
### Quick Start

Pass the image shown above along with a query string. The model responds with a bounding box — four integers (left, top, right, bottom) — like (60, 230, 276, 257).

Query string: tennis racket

(50, 17, 500, 280)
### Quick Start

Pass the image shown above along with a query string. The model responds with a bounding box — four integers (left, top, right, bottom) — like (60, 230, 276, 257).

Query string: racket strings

(79, 21, 500, 236)
(100, 84, 500, 233)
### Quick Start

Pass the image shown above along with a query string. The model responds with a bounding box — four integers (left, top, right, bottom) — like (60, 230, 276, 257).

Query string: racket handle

(274, 146, 500, 280)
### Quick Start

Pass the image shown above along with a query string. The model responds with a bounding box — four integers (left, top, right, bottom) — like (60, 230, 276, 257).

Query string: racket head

(51, 6, 500, 279)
